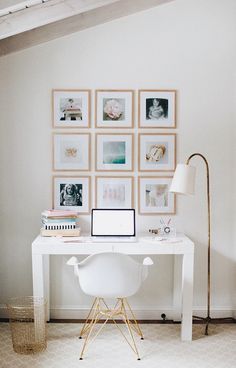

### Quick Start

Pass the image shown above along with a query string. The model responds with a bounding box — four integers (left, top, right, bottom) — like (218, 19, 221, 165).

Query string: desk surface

(32, 234, 194, 255)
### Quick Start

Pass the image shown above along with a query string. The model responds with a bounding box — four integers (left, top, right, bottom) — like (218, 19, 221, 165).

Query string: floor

(0, 323, 235, 368)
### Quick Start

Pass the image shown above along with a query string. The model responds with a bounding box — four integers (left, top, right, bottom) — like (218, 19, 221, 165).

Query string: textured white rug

(0, 323, 236, 368)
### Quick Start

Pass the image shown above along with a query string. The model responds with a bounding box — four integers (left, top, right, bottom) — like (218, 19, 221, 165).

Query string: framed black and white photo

(52, 89, 90, 128)
(138, 176, 175, 215)
(139, 90, 176, 128)
(139, 133, 176, 171)
(95, 176, 134, 208)
(53, 176, 90, 213)
(95, 90, 134, 128)
(96, 133, 134, 171)
(53, 133, 91, 171)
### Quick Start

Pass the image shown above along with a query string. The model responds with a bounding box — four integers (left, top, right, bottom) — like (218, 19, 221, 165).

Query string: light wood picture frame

(138, 176, 176, 215)
(139, 133, 176, 172)
(53, 133, 91, 171)
(96, 133, 134, 171)
(53, 176, 91, 214)
(52, 89, 91, 128)
(95, 176, 134, 208)
(138, 89, 176, 128)
(95, 90, 134, 128)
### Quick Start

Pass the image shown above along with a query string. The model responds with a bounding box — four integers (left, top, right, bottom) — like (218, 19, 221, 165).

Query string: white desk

(32, 234, 194, 341)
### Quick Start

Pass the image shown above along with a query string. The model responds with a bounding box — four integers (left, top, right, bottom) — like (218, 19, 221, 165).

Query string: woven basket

(6, 296, 47, 354)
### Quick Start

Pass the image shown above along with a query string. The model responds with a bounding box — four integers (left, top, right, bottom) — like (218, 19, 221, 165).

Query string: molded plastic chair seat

(68, 252, 153, 298)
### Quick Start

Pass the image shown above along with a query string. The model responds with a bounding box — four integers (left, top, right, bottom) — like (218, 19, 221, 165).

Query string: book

(43, 223, 77, 230)
(42, 210, 78, 218)
(42, 217, 78, 224)
(40, 228, 81, 237)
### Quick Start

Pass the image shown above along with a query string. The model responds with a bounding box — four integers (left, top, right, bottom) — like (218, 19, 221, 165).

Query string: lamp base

(193, 315, 235, 335)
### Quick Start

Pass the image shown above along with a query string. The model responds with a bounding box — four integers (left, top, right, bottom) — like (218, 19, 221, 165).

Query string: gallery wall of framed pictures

(51, 88, 177, 215)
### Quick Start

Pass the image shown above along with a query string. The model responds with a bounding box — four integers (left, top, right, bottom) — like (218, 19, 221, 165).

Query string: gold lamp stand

(186, 153, 234, 335)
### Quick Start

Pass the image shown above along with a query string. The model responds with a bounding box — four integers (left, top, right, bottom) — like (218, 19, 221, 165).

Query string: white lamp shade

(169, 164, 196, 195)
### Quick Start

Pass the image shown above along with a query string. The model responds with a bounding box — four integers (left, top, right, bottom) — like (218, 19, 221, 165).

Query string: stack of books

(41, 210, 81, 237)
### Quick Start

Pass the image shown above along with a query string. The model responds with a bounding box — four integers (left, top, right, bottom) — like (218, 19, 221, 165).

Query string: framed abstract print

(96, 133, 134, 171)
(138, 176, 175, 215)
(139, 133, 176, 172)
(95, 176, 134, 208)
(139, 90, 176, 128)
(95, 90, 134, 128)
(52, 89, 90, 128)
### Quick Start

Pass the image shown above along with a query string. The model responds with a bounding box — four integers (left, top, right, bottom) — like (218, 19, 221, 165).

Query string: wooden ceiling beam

(0, 1, 33, 11)
(0, 1, 50, 16)
(0, 0, 174, 57)
(0, 0, 119, 40)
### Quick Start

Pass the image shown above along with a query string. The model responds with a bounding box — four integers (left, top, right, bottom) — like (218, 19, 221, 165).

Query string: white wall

(0, 0, 235, 318)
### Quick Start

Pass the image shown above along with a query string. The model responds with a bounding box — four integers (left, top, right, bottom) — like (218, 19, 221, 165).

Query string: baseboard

(1, 304, 234, 321)
(50, 306, 236, 321)
(49, 306, 176, 320)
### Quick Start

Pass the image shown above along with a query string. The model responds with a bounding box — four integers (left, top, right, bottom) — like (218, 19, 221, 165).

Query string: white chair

(67, 252, 153, 360)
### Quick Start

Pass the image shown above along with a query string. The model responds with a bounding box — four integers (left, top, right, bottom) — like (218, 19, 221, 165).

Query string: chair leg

(100, 298, 141, 360)
(79, 298, 113, 360)
(79, 298, 98, 338)
(123, 298, 144, 339)
(79, 298, 100, 360)
(121, 299, 141, 360)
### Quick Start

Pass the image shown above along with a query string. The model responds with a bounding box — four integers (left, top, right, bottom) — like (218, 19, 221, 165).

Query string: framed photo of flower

(138, 90, 176, 128)
(95, 90, 134, 128)
(95, 176, 134, 208)
(138, 176, 175, 215)
(96, 133, 134, 171)
(53, 133, 91, 171)
(52, 89, 90, 128)
(139, 133, 176, 172)
(53, 176, 90, 213)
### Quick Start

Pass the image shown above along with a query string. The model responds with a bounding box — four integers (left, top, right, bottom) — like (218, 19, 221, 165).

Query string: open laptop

(91, 209, 136, 242)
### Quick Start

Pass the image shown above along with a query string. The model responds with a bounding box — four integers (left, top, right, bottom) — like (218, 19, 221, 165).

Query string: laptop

(91, 209, 136, 242)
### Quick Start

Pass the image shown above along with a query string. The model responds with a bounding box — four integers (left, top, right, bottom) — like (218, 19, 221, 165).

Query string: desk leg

(44, 255, 50, 321)
(32, 254, 50, 321)
(173, 255, 182, 321)
(181, 253, 194, 341)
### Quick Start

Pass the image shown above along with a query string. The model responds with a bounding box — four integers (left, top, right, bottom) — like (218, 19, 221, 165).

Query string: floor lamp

(169, 153, 234, 335)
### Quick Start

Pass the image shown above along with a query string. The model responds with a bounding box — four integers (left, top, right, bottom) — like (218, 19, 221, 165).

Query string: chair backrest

(67, 252, 153, 298)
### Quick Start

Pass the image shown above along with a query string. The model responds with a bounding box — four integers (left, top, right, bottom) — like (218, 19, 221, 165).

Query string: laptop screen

(91, 209, 135, 237)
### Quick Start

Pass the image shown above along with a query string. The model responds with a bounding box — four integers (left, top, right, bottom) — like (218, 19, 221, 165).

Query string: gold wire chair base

(78, 298, 143, 360)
